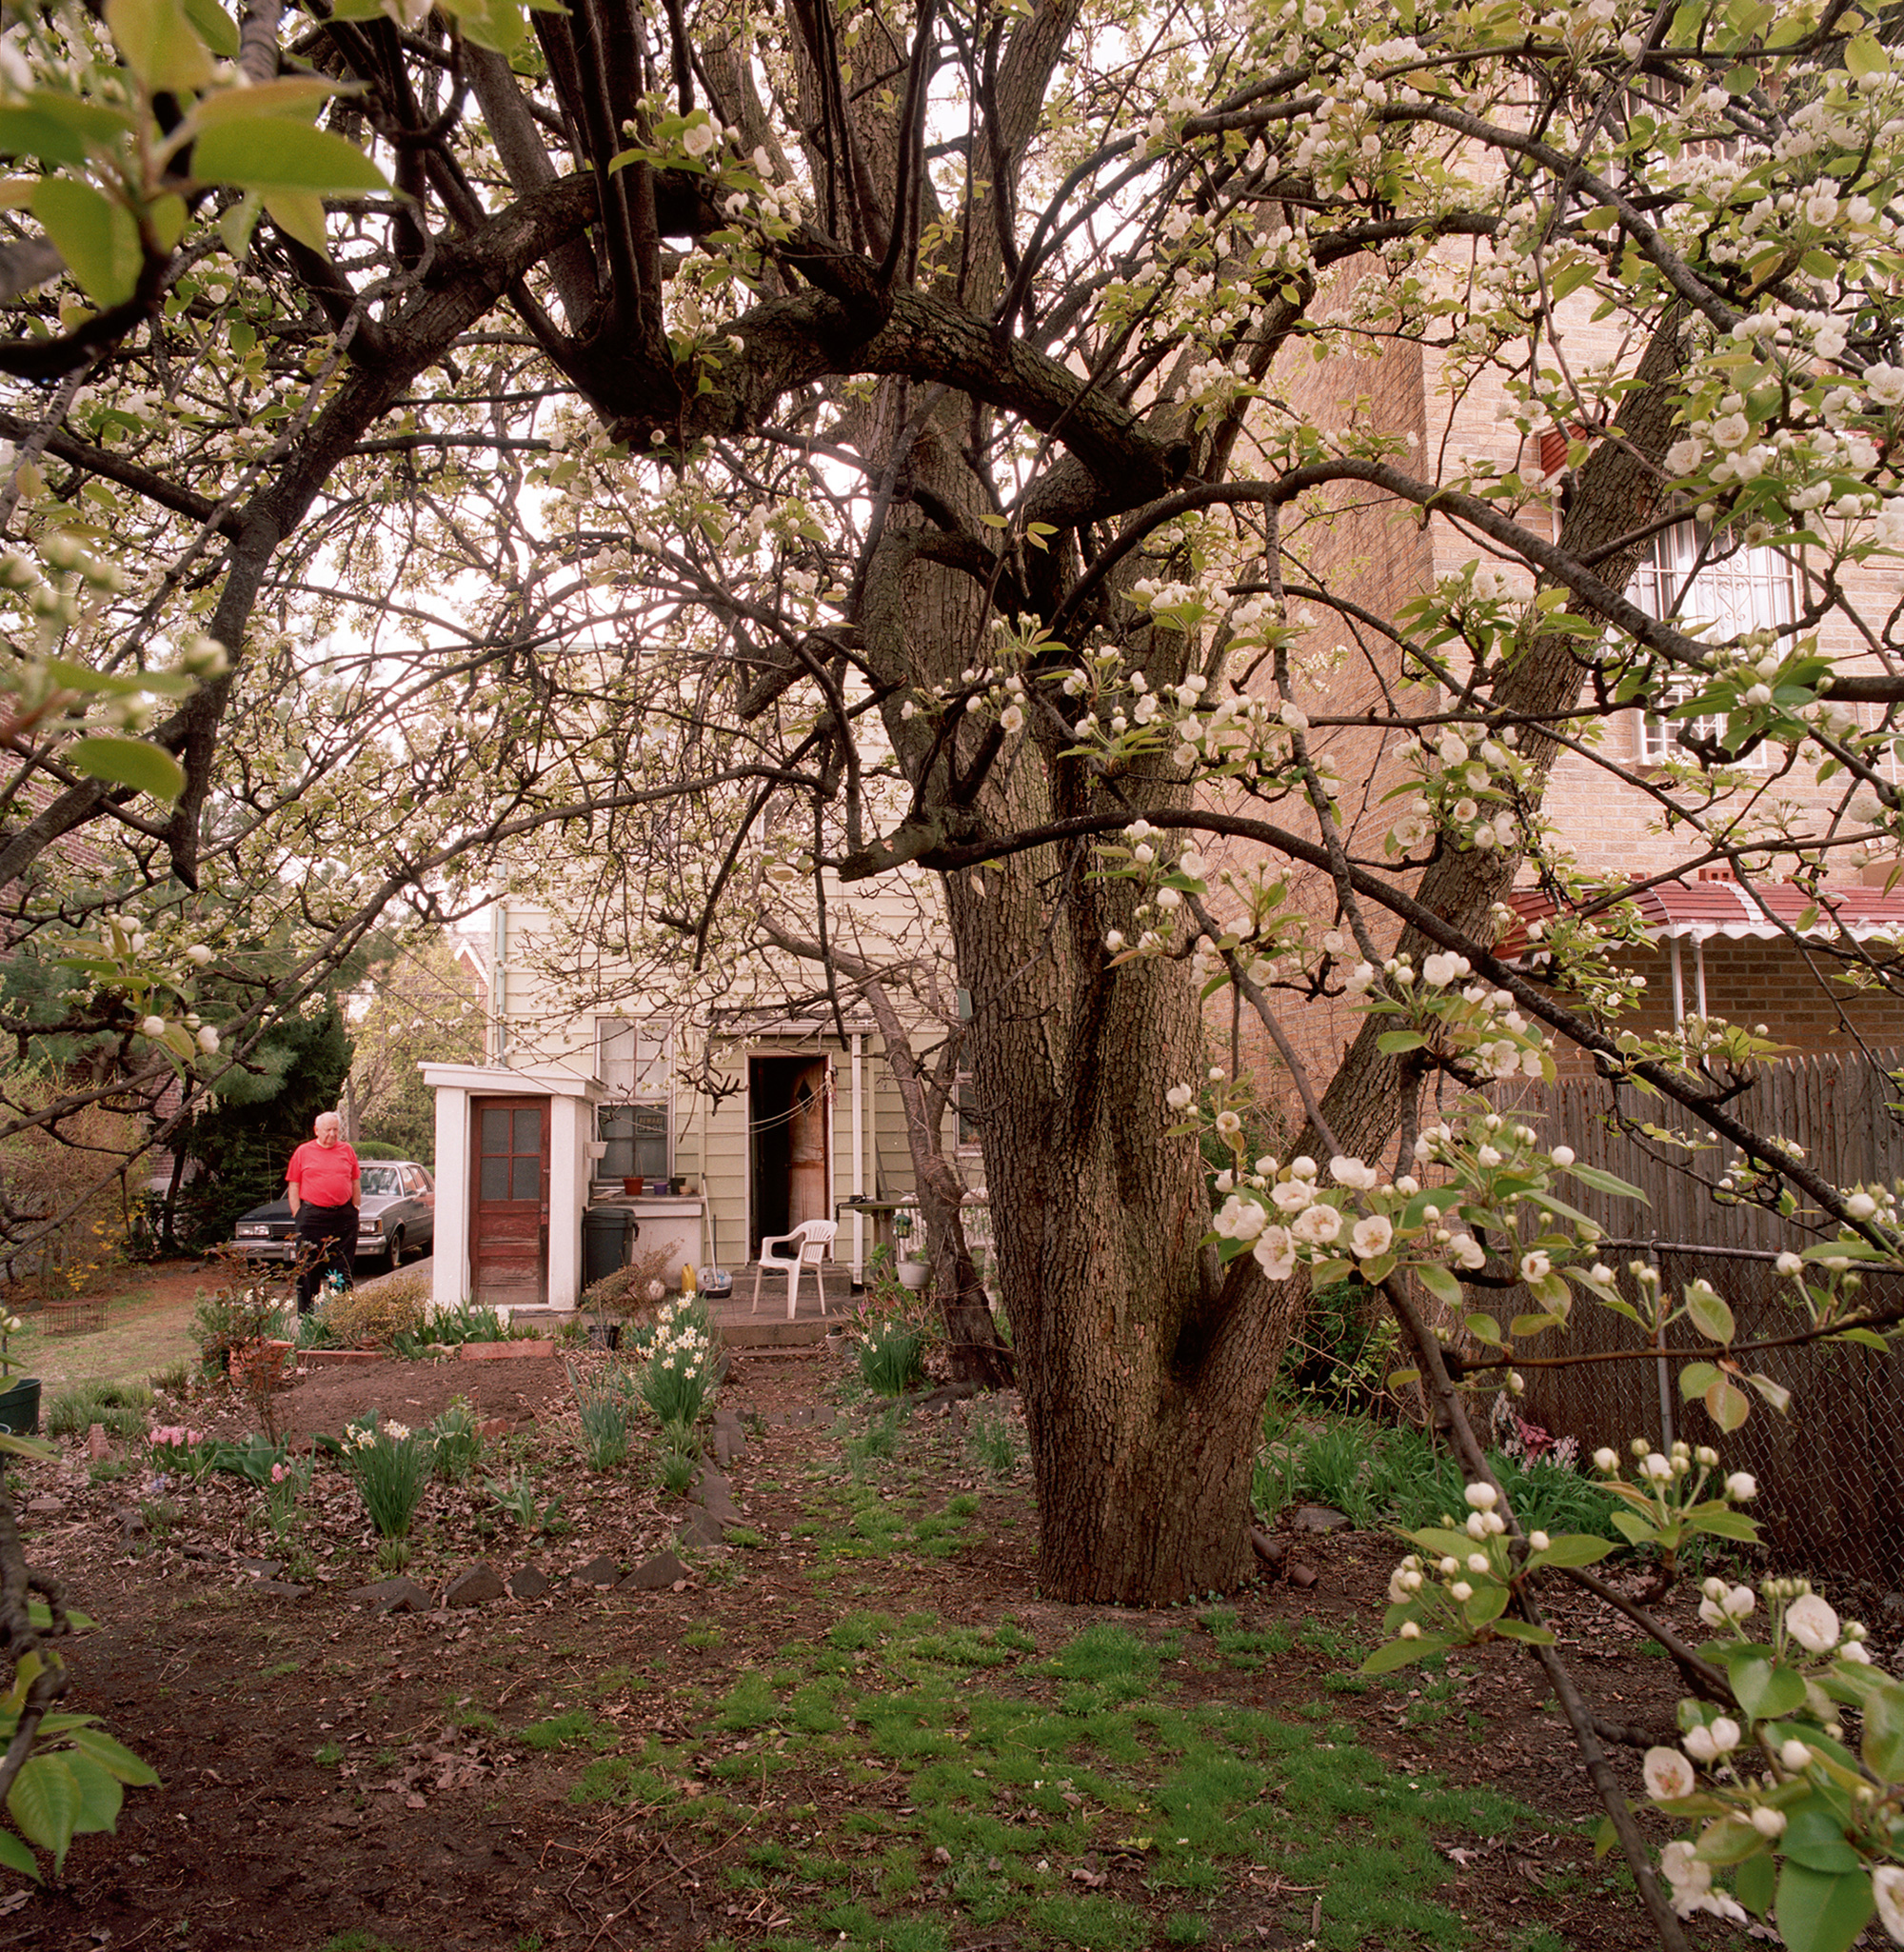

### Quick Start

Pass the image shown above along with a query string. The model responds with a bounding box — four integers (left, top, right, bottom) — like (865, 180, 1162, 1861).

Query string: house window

(599, 1104, 669, 1181)
(955, 1070, 982, 1150)
(1629, 522, 1794, 767)
(596, 1019, 670, 1179)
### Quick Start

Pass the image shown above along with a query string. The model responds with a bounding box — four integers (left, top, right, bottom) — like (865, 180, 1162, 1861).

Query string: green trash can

(0, 1377, 42, 1437)
(582, 1206, 637, 1287)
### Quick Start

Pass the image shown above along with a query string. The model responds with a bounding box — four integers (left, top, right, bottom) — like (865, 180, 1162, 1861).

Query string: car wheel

(389, 1225, 406, 1267)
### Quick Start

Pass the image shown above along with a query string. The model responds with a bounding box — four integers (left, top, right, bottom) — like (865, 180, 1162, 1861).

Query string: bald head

(313, 1113, 343, 1145)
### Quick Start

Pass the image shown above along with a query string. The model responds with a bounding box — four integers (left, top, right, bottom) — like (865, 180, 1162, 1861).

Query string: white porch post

(546, 1094, 589, 1309)
(850, 1032, 864, 1281)
(430, 1083, 470, 1315)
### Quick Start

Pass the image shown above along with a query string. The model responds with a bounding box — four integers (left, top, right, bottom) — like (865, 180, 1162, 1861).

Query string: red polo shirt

(287, 1140, 359, 1208)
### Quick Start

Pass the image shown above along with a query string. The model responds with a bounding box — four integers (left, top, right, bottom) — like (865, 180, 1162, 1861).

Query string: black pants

(295, 1204, 357, 1312)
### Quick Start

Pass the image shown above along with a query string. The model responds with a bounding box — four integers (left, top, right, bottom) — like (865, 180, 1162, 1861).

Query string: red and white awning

(1500, 878, 1904, 955)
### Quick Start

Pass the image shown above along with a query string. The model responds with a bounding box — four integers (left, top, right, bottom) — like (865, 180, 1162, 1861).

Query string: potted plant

(892, 1212, 928, 1291)
(0, 1307, 38, 1436)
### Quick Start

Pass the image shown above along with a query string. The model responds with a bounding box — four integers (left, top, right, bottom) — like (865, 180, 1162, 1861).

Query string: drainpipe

(1694, 931, 1710, 1021)
(489, 902, 507, 1063)
(1670, 937, 1686, 1030)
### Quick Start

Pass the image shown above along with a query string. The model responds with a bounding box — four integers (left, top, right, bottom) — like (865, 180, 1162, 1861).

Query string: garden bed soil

(10, 1344, 1878, 1952)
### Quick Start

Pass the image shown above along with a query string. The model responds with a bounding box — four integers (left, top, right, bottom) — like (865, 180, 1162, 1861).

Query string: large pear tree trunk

(943, 829, 1281, 1601)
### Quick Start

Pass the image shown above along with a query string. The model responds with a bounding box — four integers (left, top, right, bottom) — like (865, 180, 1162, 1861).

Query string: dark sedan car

(231, 1162, 436, 1270)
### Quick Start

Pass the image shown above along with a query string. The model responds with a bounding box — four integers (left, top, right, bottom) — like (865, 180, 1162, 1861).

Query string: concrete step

(707, 1265, 850, 1348)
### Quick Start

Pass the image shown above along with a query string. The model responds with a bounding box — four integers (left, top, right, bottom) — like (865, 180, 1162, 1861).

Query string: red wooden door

(470, 1098, 548, 1308)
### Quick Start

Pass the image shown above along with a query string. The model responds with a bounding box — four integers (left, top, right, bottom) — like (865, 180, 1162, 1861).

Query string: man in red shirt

(287, 1111, 362, 1313)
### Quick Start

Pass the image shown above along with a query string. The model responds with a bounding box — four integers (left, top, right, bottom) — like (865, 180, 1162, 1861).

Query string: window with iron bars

(1628, 522, 1795, 767)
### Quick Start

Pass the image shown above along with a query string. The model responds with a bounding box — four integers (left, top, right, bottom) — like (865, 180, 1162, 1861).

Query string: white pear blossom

(1292, 1203, 1342, 1245)
(1785, 1592, 1840, 1653)
(1214, 1194, 1267, 1243)
(1252, 1226, 1296, 1282)
(1350, 1214, 1393, 1260)
(1871, 1865, 1904, 1942)
(1643, 1749, 1696, 1801)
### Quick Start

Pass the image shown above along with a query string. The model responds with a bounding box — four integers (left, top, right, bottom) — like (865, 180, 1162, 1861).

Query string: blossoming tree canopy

(5, 0, 1904, 1870)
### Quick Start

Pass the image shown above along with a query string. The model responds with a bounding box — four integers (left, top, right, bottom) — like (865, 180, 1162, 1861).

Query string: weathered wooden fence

(1486, 1051, 1904, 1589)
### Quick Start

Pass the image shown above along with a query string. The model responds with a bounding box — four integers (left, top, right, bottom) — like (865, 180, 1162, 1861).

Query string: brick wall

(1210, 267, 1904, 1119)
(1538, 935, 1904, 1078)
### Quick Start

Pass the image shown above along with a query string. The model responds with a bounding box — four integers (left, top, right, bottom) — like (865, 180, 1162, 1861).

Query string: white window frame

(1629, 522, 1794, 770)
(594, 1018, 672, 1179)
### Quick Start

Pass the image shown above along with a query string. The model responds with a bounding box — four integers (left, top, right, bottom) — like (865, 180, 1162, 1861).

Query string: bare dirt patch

(0, 1344, 1803, 1952)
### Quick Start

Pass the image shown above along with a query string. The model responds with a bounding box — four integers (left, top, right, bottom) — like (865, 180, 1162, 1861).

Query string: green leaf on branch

(1686, 1285, 1735, 1343)
(0, 108, 97, 169)
(1704, 1375, 1750, 1432)
(439, 0, 526, 50)
(1527, 1533, 1614, 1567)
(1490, 1618, 1557, 1644)
(7, 1755, 81, 1869)
(192, 120, 387, 194)
(64, 736, 187, 802)
(1735, 1847, 1775, 1918)
(1464, 1584, 1509, 1626)
(1695, 1816, 1764, 1865)
(1359, 1632, 1453, 1675)
(1678, 1361, 1719, 1398)
(1728, 1651, 1807, 1720)
(1775, 1858, 1873, 1952)
(30, 178, 141, 308)
(69, 1725, 159, 1787)
(1747, 1371, 1792, 1411)
(67, 1755, 123, 1836)
(1377, 1030, 1428, 1053)
(1564, 1163, 1648, 1201)
(105, 0, 215, 94)
(1856, 1668, 1904, 1780)
(179, 0, 239, 53)
(1844, 32, 1889, 76)
(1415, 1263, 1464, 1307)
(188, 79, 345, 130)
(263, 191, 330, 253)
(0, 1829, 38, 1880)
(1464, 1310, 1503, 1346)
(1686, 1506, 1759, 1544)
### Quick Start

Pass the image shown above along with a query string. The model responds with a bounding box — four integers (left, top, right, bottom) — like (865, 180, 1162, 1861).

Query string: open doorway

(748, 1054, 830, 1256)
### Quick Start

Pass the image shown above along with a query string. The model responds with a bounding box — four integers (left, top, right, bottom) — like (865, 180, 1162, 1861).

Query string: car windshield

(361, 1167, 404, 1197)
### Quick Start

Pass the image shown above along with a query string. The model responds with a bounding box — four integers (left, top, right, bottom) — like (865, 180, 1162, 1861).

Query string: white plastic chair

(751, 1218, 838, 1319)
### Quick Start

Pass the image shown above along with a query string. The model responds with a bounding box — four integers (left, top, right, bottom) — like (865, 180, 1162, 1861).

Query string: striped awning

(1499, 878, 1904, 955)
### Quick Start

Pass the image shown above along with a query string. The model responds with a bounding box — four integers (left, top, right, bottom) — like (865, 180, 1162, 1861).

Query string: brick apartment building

(1204, 262, 1904, 1105)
